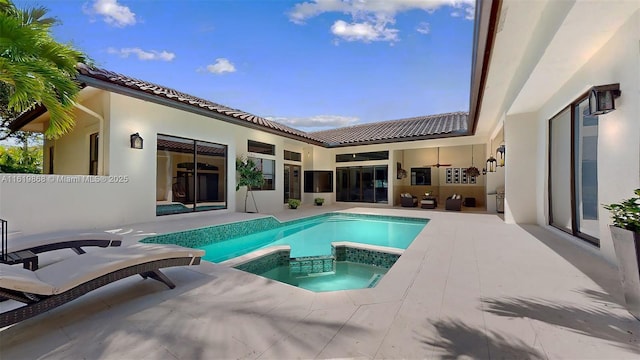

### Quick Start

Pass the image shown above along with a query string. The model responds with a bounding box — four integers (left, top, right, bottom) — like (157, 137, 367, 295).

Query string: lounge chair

(1, 232, 123, 270)
(6, 231, 123, 255)
(0, 243, 204, 327)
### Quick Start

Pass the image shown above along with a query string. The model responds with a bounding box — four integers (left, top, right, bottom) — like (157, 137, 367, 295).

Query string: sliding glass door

(336, 166, 388, 203)
(548, 97, 599, 245)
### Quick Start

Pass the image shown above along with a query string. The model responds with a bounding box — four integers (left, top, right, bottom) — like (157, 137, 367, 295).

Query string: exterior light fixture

(130, 133, 143, 149)
(588, 83, 621, 115)
(496, 144, 505, 167)
(486, 155, 497, 173)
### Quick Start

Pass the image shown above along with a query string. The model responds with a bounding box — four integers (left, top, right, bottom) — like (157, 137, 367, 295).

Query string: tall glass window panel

(284, 164, 301, 203)
(156, 135, 195, 215)
(374, 166, 388, 203)
(194, 141, 227, 212)
(362, 167, 375, 202)
(89, 133, 99, 175)
(336, 168, 349, 201)
(574, 99, 599, 239)
(249, 158, 275, 190)
(549, 108, 572, 232)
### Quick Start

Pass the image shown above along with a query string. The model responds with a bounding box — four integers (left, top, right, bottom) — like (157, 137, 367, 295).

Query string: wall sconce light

(130, 133, 143, 149)
(486, 155, 497, 172)
(588, 83, 621, 115)
(496, 145, 505, 167)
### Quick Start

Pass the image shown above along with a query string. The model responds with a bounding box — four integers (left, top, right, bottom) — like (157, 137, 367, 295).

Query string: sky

(18, 0, 475, 132)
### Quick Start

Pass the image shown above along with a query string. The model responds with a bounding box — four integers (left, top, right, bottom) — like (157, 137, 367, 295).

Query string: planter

(610, 225, 640, 320)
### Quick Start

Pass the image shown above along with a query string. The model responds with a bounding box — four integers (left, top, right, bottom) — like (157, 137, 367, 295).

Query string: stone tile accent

(235, 249, 290, 274)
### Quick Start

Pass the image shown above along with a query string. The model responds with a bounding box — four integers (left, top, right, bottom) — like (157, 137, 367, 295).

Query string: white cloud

(268, 115, 359, 129)
(107, 47, 175, 61)
(331, 20, 398, 43)
(84, 0, 136, 27)
(288, 0, 475, 42)
(205, 58, 236, 74)
(416, 22, 431, 35)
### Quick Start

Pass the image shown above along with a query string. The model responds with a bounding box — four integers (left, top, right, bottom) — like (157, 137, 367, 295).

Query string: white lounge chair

(0, 243, 204, 327)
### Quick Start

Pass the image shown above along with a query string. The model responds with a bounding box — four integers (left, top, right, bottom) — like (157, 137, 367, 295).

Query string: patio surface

(1, 205, 639, 359)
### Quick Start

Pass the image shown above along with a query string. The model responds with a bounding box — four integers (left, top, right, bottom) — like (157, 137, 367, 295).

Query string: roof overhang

(467, 0, 502, 136)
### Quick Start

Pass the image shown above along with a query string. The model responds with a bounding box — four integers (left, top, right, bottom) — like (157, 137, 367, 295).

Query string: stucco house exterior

(1, 0, 639, 270)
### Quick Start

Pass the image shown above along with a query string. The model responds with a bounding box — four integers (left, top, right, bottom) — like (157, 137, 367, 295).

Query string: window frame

(547, 92, 600, 246)
(248, 140, 275, 156)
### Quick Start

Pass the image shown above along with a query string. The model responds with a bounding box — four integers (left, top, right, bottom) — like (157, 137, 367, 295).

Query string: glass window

(548, 97, 599, 245)
(304, 171, 333, 192)
(336, 151, 389, 162)
(89, 133, 99, 175)
(248, 140, 275, 155)
(156, 134, 227, 216)
(249, 157, 275, 190)
(335, 166, 387, 203)
(284, 150, 302, 162)
(574, 99, 599, 239)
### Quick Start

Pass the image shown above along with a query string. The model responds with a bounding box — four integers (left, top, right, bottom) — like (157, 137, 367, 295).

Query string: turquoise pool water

(260, 261, 388, 292)
(200, 213, 427, 263)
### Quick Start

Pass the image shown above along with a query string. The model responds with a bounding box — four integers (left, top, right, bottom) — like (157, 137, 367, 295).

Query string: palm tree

(236, 156, 264, 213)
(0, 0, 84, 139)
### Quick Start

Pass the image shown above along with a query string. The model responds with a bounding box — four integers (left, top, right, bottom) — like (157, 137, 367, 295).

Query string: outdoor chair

(445, 194, 463, 211)
(1, 232, 123, 270)
(400, 193, 418, 207)
(0, 243, 204, 327)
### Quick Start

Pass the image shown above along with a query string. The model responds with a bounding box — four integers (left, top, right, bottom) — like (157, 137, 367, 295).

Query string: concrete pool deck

(1, 206, 639, 359)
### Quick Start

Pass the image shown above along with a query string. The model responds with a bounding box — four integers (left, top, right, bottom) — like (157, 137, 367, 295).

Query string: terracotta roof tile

(310, 112, 468, 145)
(75, 64, 323, 144)
(12, 65, 469, 146)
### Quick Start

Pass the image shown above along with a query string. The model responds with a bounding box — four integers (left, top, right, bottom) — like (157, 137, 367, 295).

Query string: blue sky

(23, 0, 475, 132)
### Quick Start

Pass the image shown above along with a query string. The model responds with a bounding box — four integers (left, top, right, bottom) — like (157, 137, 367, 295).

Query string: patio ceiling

(475, 0, 640, 137)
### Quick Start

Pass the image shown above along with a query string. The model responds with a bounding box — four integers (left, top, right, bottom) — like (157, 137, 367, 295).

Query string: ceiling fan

(429, 147, 452, 168)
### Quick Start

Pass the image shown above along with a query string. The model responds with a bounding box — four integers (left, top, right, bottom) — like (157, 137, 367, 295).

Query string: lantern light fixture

(588, 83, 621, 116)
(486, 155, 497, 173)
(496, 144, 505, 167)
(130, 133, 143, 149)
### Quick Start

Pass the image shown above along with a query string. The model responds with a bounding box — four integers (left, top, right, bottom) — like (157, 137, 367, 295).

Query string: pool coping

(221, 241, 405, 268)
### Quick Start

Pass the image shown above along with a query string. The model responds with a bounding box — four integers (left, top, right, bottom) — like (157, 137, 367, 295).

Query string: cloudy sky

(26, 0, 474, 132)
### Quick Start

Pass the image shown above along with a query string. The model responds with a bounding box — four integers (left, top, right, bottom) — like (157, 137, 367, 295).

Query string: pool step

(367, 274, 383, 288)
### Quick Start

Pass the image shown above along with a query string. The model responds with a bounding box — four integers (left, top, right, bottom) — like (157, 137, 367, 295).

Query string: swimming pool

(197, 213, 427, 263)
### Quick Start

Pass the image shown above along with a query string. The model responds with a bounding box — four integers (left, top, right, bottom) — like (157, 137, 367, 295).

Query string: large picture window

(548, 96, 599, 245)
(156, 134, 227, 216)
(304, 171, 333, 193)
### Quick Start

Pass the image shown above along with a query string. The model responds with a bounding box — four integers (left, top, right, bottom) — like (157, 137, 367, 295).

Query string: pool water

(260, 261, 388, 292)
(200, 214, 427, 263)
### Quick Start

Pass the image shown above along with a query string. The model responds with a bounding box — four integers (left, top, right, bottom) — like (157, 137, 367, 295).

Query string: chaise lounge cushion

(0, 264, 56, 295)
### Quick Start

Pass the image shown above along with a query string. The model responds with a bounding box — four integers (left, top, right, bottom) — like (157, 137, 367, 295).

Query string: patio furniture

(0, 243, 204, 327)
(421, 196, 438, 209)
(1, 232, 123, 270)
(446, 195, 463, 211)
(400, 193, 418, 207)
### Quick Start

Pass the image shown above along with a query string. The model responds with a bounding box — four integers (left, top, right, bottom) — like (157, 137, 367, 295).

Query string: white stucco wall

(535, 10, 640, 263)
(504, 112, 539, 224)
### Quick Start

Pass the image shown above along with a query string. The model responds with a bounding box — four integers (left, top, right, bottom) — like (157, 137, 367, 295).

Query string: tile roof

(310, 112, 468, 146)
(75, 64, 324, 145)
(12, 65, 469, 147)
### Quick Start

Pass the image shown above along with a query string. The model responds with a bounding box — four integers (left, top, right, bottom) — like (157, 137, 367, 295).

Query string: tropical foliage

(236, 156, 264, 212)
(0, 0, 84, 139)
(604, 189, 640, 233)
(0, 145, 42, 173)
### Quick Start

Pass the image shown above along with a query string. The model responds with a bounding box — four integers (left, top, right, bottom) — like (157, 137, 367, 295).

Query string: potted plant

(604, 189, 640, 320)
(314, 197, 324, 206)
(288, 198, 301, 209)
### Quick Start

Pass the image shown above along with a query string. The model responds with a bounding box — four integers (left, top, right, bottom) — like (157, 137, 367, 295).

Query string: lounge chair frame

(0, 256, 201, 327)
